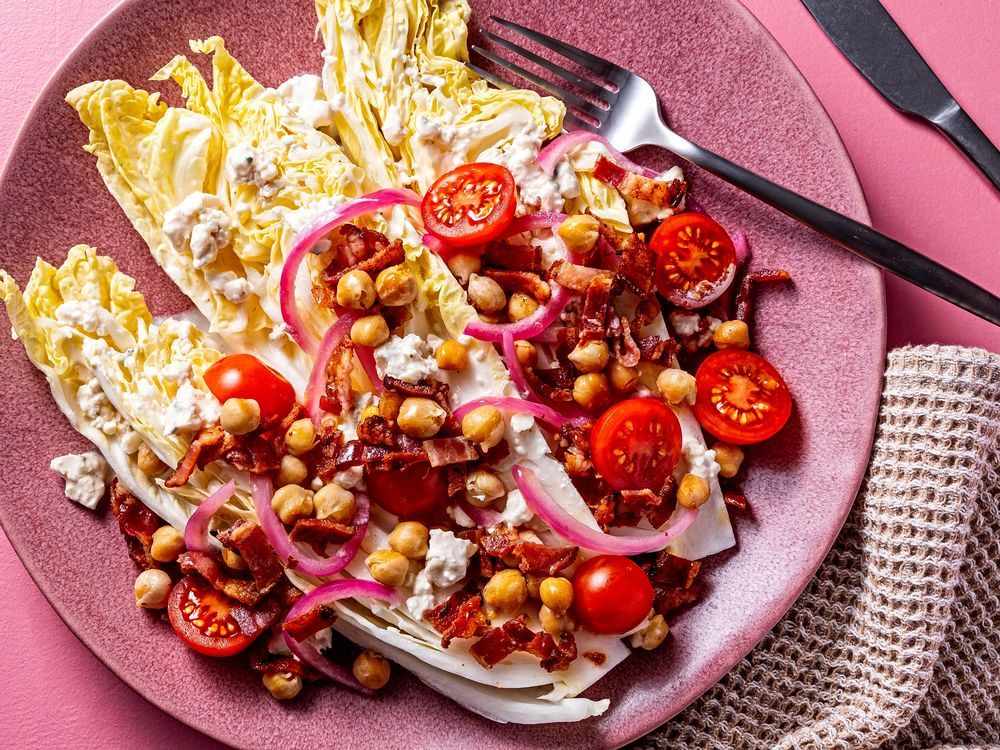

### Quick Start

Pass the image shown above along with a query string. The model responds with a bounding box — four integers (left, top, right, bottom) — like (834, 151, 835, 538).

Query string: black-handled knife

(801, 0, 1000, 192)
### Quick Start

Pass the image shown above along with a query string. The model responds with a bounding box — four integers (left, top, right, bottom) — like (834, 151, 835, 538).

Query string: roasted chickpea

(276, 454, 309, 487)
(539, 604, 575, 634)
(396, 397, 447, 438)
(467, 273, 506, 314)
(137, 444, 166, 476)
(539, 577, 574, 613)
(714, 319, 750, 349)
(353, 650, 390, 690)
(388, 521, 430, 559)
(636, 362, 664, 392)
(573, 372, 610, 411)
(507, 292, 539, 322)
(526, 574, 544, 599)
(314, 483, 356, 522)
(284, 417, 317, 456)
(263, 671, 303, 700)
(608, 360, 639, 392)
(657, 368, 697, 406)
(374, 264, 417, 307)
(677, 473, 711, 509)
(336, 269, 376, 310)
(713, 443, 745, 478)
(359, 403, 380, 423)
(465, 468, 506, 507)
(134, 569, 171, 609)
(271, 484, 314, 525)
(514, 339, 537, 368)
(222, 547, 247, 571)
(221, 397, 261, 435)
(557, 214, 600, 256)
(150, 525, 185, 563)
(630, 614, 669, 650)
(483, 568, 528, 615)
(568, 340, 609, 373)
(350, 314, 390, 348)
(435, 340, 468, 371)
(445, 252, 481, 284)
(365, 549, 409, 587)
(461, 405, 505, 450)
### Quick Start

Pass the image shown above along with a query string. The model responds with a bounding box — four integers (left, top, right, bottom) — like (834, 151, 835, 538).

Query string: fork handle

(656, 129, 1000, 326)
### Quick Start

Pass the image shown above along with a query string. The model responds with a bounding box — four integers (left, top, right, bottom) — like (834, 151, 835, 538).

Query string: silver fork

(470, 17, 1000, 326)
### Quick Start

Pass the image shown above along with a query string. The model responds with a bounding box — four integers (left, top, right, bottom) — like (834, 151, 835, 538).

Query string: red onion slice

(503, 212, 567, 236)
(464, 283, 572, 343)
(282, 579, 400, 693)
(250, 475, 370, 578)
(280, 189, 421, 355)
(303, 312, 358, 426)
(732, 229, 749, 266)
(453, 396, 588, 430)
(354, 344, 383, 393)
(183, 480, 236, 553)
(511, 465, 698, 555)
(665, 261, 737, 310)
(500, 333, 590, 423)
(458, 501, 504, 529)
(536, 131, 658, 178)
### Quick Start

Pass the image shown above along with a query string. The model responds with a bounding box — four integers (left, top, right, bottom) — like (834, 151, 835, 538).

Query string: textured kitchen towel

(635, 345, 1000, 750)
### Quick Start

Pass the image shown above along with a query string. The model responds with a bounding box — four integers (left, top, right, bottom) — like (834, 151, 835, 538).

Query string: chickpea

(514, 339, 537, 368)
(483, 568, 528, 615)
(350, 315, 390, 348)
(263, 671, 303, 700)
(284, 417, 317, 456)
(314, 483, 356, 522)
(608, 360, 639, 392)
(677, 473, 711, 509)
(637, 362, 664, 393)
(276, 455, 309, 487)
(388, 521, 430, 559)
(465, 468, 506, 507)
(657, 368, 697, 406)
(467, 273, 506, 314)
(222, 547, 247, 571)
(359, 403, 380, 423)
(336, 269, 376, 310)
(714, 319, 750, 350)
(630, 614, 669, 650)
(526, 574, 544, 599)
(568, 340, 609, 373)
(365, 549, 409, 587)
(396, 397, 447, 438)
(539, 577, 574, 613)
(461, 405, 505, 451)
(557, 214, 600, 257)
(137, 444, 166, 476)
(220, 397, 260, 435)
(445, 252, 481, 284)
(271, 484, 314, 525)
(507, 292, 539, 322)
(134, 569, 171, 609)
(573, 372, 610, 411)
(539, 604, 575, 634)
(150, 525, 185, 563)
(353, 650, 390, 690)
(378, 392, 402, 421)
(713, 443, 745, 478)
(435, 340, 468, 371)
(374, 264, 417, 307)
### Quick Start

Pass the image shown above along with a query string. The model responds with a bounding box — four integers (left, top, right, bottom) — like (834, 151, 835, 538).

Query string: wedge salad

(0, 0, 794, 724)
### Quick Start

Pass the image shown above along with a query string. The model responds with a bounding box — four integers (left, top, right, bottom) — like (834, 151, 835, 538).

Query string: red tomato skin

(590, 398, 683, 492)
(167, 576, 253, 657)
(422, 163, 516, 248)
(573, 555, 655, 635)
(693, 350, 792, 445)
(203, 354, 295, 425)
(651, 212, 736, 309)
(364, 462, 450, 521)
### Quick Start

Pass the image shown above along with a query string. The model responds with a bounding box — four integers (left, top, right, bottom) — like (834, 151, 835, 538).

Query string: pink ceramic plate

(0, 0, 884, 746)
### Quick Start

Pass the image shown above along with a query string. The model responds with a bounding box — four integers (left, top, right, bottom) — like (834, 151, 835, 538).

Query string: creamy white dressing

(77, 378, 126, 435)
(162, 192, 232, 269)
(226, 144, 280, 198)
(374, 333, 440, 383)
(276, 74, 338, 130)
(50, 452, 110, 509)
(406, 529, 477, 619)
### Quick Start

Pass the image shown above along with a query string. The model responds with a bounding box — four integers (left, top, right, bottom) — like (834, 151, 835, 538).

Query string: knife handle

(662, 130, 1000, 326)
(932, 103, 1000, 192)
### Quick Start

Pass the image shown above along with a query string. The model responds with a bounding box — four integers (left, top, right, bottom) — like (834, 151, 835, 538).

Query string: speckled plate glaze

(0, 0, 885, 746)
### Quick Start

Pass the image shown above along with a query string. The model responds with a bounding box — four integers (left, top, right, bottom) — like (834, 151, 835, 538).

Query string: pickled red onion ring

(536, 131, 657, 178)
(732, 229, 750, 266)
(183, 480, 236, 553)
(453, 396, 588, 430)
(464, 282, 572, 343)
(500, 332, 590, 423)
(355, 344, 383, 393)
(458, 501, 504, 529)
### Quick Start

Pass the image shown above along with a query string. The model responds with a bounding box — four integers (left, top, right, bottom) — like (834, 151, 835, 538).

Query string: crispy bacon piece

(322, 228, 405, 289)
(422, 437, 478, 467)
(383, 375, 450, 402)
(631, 296, 662, 332)
(637, 335, 676, 364)
(471, 615, 577, 671)
(179, 551, 275, 606)
(723, 488, 748, 511)
(166, 426, 229, 488)
(476, 524, 519, 557)
(523, 365, 575, 403)
(425, 585, 490, 648)
(515, 542, 578, 576)
(334, 437, 425, 472)
(230, 581, 299, 643)
(648, 550, 702, 616)
(584, 651, 607, 666)
(617, 233, 658, 298)
(580, 273, 614, 343)
(482, 268, 551, 303)
(446, 464, 468, 498)
(218, 521, 284, 592)
(323, 338, 356, 416)
(645, 475, 679, 529)
(592, 155, 687, 208)
(610, 316, 641, 368)
(288, 518, 357, 555)
(331, 224, 389, 266)
(283, 605, 338, 642)
(109, 480, 162, 568)
(549, 259, 614, 293)
(483, 241, 542, 272)
(357, 414, 396, 447)
(248, 635, 322, 681)
(307, 418, 346, 481)
(735, 268, 791, 322)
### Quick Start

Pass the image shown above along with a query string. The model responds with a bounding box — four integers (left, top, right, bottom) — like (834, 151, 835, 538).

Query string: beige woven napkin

(635, 345, 1000, 750)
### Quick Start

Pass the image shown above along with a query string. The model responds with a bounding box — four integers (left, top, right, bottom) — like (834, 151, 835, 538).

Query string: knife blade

(801, 0, 1000, 191)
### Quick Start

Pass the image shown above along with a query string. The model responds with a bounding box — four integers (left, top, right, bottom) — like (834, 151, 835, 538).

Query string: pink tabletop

(0, 0, 996, 747)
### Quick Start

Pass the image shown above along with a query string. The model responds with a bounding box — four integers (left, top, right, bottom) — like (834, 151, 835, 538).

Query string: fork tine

(464, 61, 515, 90)
(479, 29, 614, 104)
(489, 16, 627, 87)
(470, 46, 607, 122)
(561, 111, 594, 133)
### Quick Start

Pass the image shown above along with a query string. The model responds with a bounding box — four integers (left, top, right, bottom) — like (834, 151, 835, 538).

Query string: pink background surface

(0, 0, 996, 747)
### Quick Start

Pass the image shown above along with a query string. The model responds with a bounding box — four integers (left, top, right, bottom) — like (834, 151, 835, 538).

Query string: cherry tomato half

(364, 461, 450, 520)
(167, 575, 253, 657)
(203, 354, 295, 426)
(651, 213, 736, 309)
(694, 350, 792, 445)
(573, 555, 654, 635)
(590, 398, 683, 492)
(422, 163, 516, 248)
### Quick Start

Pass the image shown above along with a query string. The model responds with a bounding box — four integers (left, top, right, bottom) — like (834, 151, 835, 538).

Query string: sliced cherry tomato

(694, 350, 792, 445)
(203, 353, 295, 426)
(651, 212, 736, 309)
(573, 555, 654, 635)
(422, 163, 516, 248)
(590, 398, 683, 492)
(364, 461, 450, 520)
(167, 575, 253, 657)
